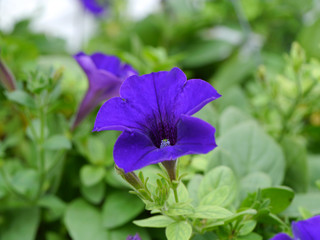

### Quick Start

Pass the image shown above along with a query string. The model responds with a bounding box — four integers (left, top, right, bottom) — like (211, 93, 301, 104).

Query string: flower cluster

(93, 67, 221, 172)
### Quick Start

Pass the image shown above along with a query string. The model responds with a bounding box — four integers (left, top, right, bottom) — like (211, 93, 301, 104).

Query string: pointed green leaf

(134, 215, 174, 228)
(102, 191, 144, 229)
(80, 165, 105, 187)
(64, 199, 108, 240)
(199, 166, 236, 207)
(5, 90, 36, 108)
(166, 221, 192, 240)
(192, 205, 232, 219)
(43, 135, 71, 150)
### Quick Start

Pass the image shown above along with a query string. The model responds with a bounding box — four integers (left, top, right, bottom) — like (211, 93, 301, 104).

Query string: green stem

(278, 71, 303, 141)
(173, 186, 179, 203)
(35, 94, 47, 200)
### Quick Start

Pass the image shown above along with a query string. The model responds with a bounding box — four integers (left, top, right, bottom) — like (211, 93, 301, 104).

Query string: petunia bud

(161, 159, 177, 181)
(0, 58, 16, 92)
(115, 165, 144, 190)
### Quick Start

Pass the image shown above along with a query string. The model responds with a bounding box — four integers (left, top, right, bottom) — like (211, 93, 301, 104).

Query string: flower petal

(80, 0, 106, 15)
(74, 52, 121, 88)
(119, 67, 187, 118)
(73, 83, 120, 129)
(90, 53, 121, 76)
(93, 97, 148, 132)
(292, 215, 320, 240)
(177, 78, 221, 116)
(269, 233, 293, 240)
(113, 115, 217, 173)
(114, 131, 166, 173)
(173, 115, 217, 154)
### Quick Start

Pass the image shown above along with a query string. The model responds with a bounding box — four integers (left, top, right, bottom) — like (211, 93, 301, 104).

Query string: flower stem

(173, 186, 179, 203)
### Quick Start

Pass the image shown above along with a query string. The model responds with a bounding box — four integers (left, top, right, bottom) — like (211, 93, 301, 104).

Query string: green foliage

(64, 199, 109, 240)
(102, 191, 144, 229)
(1, 1, 320, 239)
(166, 221, 192, 240)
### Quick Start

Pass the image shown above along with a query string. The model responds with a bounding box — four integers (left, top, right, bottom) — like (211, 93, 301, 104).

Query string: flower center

(160, 139, 170, 148)
(147, 113, 177, 148)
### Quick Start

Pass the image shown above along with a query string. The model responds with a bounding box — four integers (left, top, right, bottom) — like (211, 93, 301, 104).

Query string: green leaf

(166, 221, 192, 240)
(181, 40, 234, 68)
(11, 169, 39, 199)
(240, 172, 272, 199)
(43, 135, 71, 150)
(187, 174, 203, 206)
(38, 195, 66, 222)
(64, 199, 108, 240)
(192, 232, 219, 240)
(224, 209, 257, 224)
(281, 137, 308, 192)
(86, 136, 107, 164)
(217, 86, 250, 112)
(307, 154, 320, 190)
(80, 165, 105, 187)
(26, 119, 49, 141)
(167, 182, 190, 204)
(80, 180, 105, 204)
(240, 0, 262, 20)
(219, 107, 251, 135)
(212, 54, 256, 92)
(282, 192, 320, 217)
(238, 220, 257, 236)
(206, 148, 234, 172)
(218, 121, 285, 185)
(5, 90, 36, 108)
(236, 232, 262, 240)
(166, 202, 194, 216)
(0, 207, 40, 240)
(198, 166, 237, 207)
(200, 186, 232, 206)
(191, 205, 232, 219)
(102, 191, 144, 229)
(134, 215, 174, 228)
(260, 187, 294, 214)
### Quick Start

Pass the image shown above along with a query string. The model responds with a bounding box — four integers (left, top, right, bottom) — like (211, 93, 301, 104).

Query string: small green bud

(290, 42, 306, 72)
(257, 65, 266, 82)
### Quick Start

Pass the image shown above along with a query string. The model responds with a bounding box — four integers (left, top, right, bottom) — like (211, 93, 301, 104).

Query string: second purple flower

(93, 67, 221, 173)
(72, 52, 137, 130)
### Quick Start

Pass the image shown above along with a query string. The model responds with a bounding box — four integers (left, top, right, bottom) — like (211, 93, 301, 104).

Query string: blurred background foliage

(0, 0, 320, 239)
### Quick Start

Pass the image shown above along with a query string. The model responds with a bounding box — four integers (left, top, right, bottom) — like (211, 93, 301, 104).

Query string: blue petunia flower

(270, 215, 320, 240)
(126, 233, 141, 240)
(72, 52, 137, 130)
(93, 67, 221, 173)
(79, 0, 108, 16)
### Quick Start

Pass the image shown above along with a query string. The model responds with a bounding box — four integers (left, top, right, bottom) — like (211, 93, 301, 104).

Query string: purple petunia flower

(72, 52, 137, 130)
(93, 67, 221, 173)
(126, 233, 141, 240)
(270, 215, 320, 240)
(79, 0, 108, 16)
